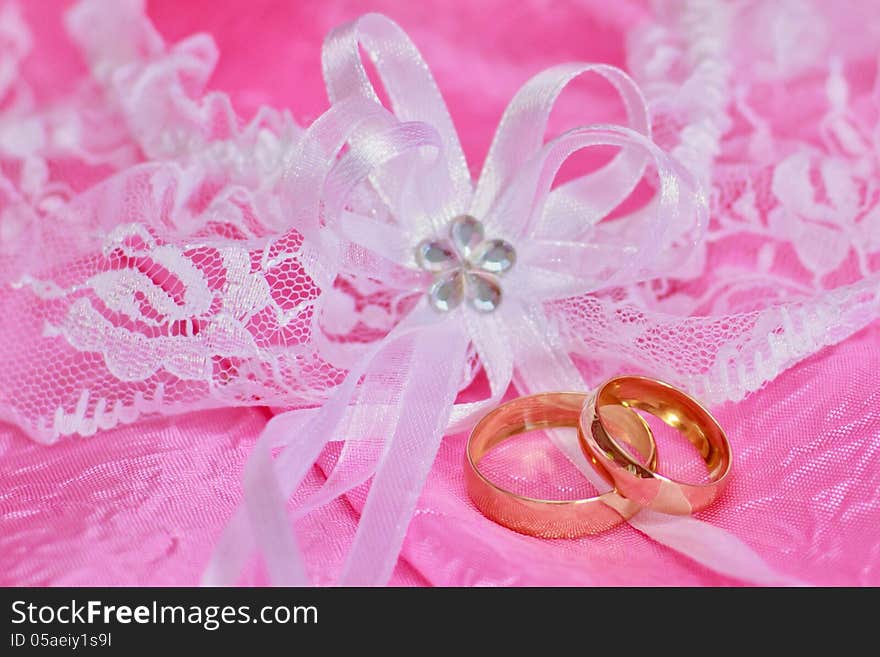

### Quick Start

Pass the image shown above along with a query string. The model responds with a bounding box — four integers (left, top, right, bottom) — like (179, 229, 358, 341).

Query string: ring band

(465, 392, 657, 538)
(578, 376, 732, 515)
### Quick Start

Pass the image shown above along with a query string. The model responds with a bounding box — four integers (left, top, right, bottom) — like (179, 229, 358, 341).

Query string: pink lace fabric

(1, 0, 879, 585)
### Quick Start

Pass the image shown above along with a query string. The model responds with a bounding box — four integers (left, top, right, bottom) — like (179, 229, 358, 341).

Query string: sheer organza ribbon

(204, 14, 793, 586)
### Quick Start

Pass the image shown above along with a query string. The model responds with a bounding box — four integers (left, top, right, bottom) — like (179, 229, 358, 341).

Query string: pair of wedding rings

(465, 376, 732, 538)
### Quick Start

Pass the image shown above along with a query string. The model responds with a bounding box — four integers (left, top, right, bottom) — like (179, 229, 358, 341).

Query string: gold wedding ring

(465, 392, 657, 538)
(465, 377, 733, 534)
(578, 376, 732, 515)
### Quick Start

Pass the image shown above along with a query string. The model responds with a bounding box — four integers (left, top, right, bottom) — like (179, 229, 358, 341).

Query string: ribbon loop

(279, 95, 397, 289)
(486, 124, 707, 289)
(322, 13, 472, 213)
(473, 63, 651, 238)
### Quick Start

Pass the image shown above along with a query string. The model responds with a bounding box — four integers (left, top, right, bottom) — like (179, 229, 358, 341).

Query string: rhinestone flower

(415, 215, 516, 313)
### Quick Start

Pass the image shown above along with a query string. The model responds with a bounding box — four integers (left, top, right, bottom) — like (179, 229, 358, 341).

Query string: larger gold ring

(465, 392, 657, 538)
(578, 376, 732, 515)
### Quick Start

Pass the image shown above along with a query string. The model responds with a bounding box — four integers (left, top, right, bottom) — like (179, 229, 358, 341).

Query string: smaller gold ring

(465, 392, 657, 538)
(578, 376, 732, 515)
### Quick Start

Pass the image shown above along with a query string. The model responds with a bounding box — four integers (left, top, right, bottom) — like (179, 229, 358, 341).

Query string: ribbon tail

(242, 432, 310, 585)
(202, 505, 253, 586)
(340, 320, 469, 585)
(509, 303, 613, 488)
(203, 377, 371, 585)
(202, 408, 319, 585)
(511, 302, 799, 585)
(240, 365, 379, 584)
(625, 514, 801, 585)
(203, 305, 444, 585)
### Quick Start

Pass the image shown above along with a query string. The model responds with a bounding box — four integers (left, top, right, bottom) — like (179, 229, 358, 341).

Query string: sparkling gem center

(414, 215, 516, 313)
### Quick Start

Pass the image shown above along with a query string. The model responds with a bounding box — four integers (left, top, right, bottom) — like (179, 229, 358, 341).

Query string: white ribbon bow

(204, 14, 791, 586)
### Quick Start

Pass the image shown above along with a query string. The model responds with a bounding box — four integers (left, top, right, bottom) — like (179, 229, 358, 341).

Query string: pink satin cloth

(1, 0, 880, 586)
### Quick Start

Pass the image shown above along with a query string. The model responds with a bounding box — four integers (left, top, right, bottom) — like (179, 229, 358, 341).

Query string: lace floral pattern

(0, 0, 878, 444)
(548, 0, 880, 402)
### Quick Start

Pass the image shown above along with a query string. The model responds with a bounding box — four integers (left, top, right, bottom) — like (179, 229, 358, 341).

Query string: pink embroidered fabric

(2, 0, 880, 585)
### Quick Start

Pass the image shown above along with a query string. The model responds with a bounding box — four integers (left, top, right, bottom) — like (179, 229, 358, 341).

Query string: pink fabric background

(1, 0, 879, 586)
